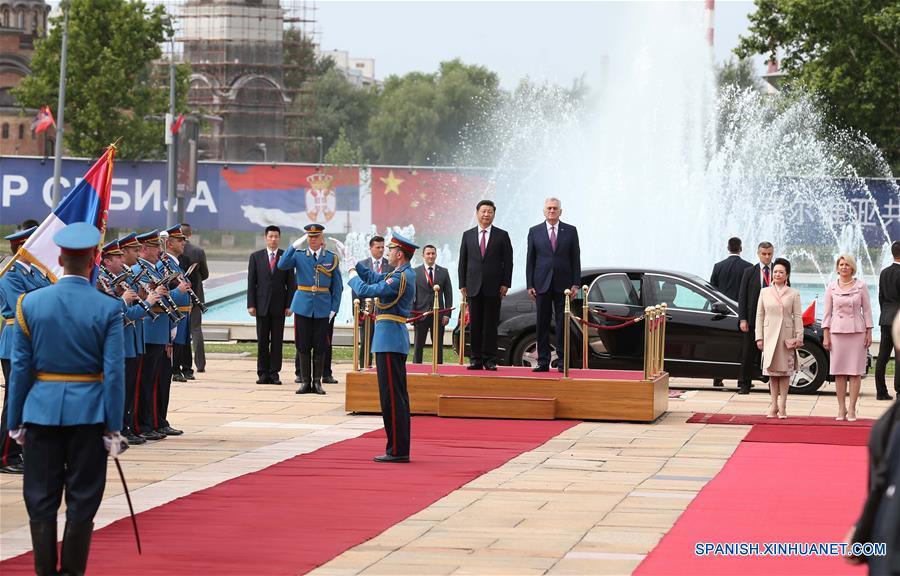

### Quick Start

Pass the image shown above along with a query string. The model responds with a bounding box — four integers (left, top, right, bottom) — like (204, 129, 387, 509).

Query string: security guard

(0, 226, 51, 474)
(347, 233, 417, 462)
(6, 222, 125, 576)
(101, 238, 158, 445)
(278, 224, 343, 395)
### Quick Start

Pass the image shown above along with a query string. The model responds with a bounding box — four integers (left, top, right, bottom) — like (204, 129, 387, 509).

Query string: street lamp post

(50, 4, 70, 208)
(316, 136, 323, 164)
(257, 142, 267, 162)
(163, 16, 177, 228)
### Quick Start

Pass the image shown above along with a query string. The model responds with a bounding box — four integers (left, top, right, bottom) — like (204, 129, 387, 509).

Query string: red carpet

(744, 424, 871, 446)
(386, 364, 647, 380)
(687, 412, 875, 427)
(637, 420, 871, 575)
(1, 417, 576, 575)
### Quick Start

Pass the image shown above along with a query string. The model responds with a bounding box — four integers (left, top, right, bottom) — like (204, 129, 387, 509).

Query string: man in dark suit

(458, 199, 514, 370)
(526, 198, 581, 372)
(351, 235, 394, 368)
(874, 240, 900, 400)
(709, 237, 753, 386)
(737, 241, 775, 394)
(247, 226, 295, 385)
(179, 223, 209, 377)
(413, 244, 453, 364)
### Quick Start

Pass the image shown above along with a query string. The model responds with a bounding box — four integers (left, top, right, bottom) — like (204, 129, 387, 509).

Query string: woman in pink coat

(822, 254, 873, 421)
(756, 258, 803, 419)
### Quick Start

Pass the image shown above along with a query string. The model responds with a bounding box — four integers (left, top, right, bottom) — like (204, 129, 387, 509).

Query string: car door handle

(592, 306, 607, 313)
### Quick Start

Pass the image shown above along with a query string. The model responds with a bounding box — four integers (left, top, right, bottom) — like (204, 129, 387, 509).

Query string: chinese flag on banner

(371, 168, 492, 236)
(802, 299, 816, 326)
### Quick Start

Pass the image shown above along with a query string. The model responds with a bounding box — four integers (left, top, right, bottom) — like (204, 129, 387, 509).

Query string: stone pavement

(0, 357, 892, 574)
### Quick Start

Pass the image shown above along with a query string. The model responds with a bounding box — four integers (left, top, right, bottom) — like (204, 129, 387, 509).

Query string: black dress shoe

(322, 375, 338, 384)
(124, 433, 146, 445)
(158, 426, 183, 436)
(184, 373, 196, 380)
(713, 379, 724, 387)
(0, 462, 24, 474)
(270, 378, 282, 385)
(256, 377, 270, 385)
(296, 381, 312, 394)
(557, 366, 565, 373)
(172, 373, 187, 382)
(737, 388, 750, 395)
(294, 376, 302, 384)
(373, 454, 410, 463)
(467, 362, 483, 370)
(197, 368, 206, 373)
(141, 430, 166, 441)
(532, 365, 550, 372)
(876, 393, 894, 401)
(484, 362, 497, 371)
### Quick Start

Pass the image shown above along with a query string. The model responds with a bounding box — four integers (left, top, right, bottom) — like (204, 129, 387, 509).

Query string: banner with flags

(16, 145, 116, 281)
(30, 106, 55, 134)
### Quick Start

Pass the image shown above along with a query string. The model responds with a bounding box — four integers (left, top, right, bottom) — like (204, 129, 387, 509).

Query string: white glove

(292, 235, 308, 250)
(8, 427, 25, 446)
(104, 432, 128, 458)
(329, 311, 336, 322)
(345, 255, 358, 270)
(170, 327, 178, 341)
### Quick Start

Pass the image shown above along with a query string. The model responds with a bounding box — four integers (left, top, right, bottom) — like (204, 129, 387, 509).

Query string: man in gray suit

(349, 235, 394, 368)
(180, 223, 209, 375)
(412, 245, 453, 364)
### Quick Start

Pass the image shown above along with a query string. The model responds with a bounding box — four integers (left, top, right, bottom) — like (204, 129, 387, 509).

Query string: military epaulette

(15, 293, 30, 338)
(316, 251, 340, 276)
(376, 269, 407, 310)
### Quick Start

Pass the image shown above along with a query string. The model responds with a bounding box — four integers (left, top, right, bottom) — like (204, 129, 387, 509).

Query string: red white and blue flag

(30, 105, 55, 134)
(17, 145, 115, 281)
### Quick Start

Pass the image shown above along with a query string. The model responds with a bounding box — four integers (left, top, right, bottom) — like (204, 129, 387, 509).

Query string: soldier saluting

(347, 233, 418, 463)
(6, 222, 126, 576)
(278, 224, 343, 395)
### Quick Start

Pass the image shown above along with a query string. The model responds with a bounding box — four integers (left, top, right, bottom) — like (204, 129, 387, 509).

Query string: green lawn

(206, 342, 461, 364)
(206, 341, 896, 376)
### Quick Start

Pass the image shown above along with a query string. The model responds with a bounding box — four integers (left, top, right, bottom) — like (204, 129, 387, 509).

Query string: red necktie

(269, 252, 275, 272)
(427, 267, 434, 286)
(480, 230, 486, 257)
(375, 260, 381, 274)
(763, 265, 770, 287)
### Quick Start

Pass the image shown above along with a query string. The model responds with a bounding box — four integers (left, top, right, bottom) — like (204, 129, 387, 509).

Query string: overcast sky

(316, 1, 761, 88)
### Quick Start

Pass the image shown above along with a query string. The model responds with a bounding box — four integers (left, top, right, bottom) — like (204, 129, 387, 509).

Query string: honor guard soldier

(278, 224, 342, 395)
(1, 226, 51, 474)
(135, 230, 183, 439)
(101, 239, 158, 445)
(347, 233, 418, 462)
(6, 222, 125, 576)
(160, 225, 193, 383)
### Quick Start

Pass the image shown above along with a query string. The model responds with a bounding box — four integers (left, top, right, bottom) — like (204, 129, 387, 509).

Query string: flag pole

(50, 3, 70, 209)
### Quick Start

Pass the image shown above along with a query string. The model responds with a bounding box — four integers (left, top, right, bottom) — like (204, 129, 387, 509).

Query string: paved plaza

(0, 356, 891, 574)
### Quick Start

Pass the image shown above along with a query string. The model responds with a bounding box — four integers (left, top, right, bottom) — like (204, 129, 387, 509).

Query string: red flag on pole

(802, 299, 817, 326)
(30, 106, 55, 133)
(171, 113, 184, 135)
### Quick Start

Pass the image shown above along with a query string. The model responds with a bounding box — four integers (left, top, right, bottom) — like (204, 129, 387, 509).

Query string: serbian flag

(16, 145, 116, 282)
(30, 105, 55, 134)
(802, 298, 817, 326)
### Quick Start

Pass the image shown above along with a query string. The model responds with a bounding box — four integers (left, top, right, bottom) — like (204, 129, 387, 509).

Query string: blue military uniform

(347, 233, 418, 462)
(160, 224, 192, 381)
(6, 222, 124, 575)
(0, 227, 50, 474)
(277, 224, 343, 395)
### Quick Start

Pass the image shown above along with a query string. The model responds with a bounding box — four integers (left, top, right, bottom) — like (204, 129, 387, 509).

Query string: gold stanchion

(458, 292, 467, 365)
(659, 302, 668, 372)
(431, 285, 441, 374)
(352, 298, 360, 372)
(581, 284, 589, 370)
(563, 288, 572, 378)
(643, 306, 652, 379)
(363, 298, 373, 369)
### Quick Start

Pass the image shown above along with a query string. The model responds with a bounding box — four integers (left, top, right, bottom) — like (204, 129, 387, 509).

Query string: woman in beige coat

(755, 258, 803, 418)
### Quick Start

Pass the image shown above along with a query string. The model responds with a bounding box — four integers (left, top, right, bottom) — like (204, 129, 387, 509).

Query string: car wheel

(789, 344, 827, 394)
(512, 333, 558, 369)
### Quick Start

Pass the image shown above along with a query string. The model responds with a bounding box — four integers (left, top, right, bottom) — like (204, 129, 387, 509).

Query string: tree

(324, 126, 364, 166)
(367, 59, 501, 165)
(716, 58, 763, 92)
(736, 0, 900, 171)
(14, 0, 190, 160)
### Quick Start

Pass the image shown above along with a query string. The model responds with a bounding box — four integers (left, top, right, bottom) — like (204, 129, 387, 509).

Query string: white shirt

(268, 250, 277, 261)
(758, 262, 771, 286)
(371, 257, 383, 272)
(307, 248, 321, 259)
(545, 220, 559, 241)
(477, 225, 492, 248)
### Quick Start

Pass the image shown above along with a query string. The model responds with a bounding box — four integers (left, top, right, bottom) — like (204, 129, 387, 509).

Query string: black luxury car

(454, 268, 835, 394)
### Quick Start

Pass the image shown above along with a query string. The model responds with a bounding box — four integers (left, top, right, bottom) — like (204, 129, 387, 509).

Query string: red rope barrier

(576, 315, 643, 331)
(590, 309, 637, 322)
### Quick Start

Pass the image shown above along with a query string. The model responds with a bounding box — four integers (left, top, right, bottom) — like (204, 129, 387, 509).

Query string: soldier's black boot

(59, 521, 92, 576)
(296, 353, 312, 394)
(30, 520, 58, 576)
(312, 352, 326, 395)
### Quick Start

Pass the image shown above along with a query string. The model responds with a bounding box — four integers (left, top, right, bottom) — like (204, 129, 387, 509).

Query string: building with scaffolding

(163, 0, 317, 162)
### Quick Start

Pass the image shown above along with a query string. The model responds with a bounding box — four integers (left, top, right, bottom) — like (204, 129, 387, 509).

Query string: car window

(588, 274, 640, 306)
(646, 275, 714, 311)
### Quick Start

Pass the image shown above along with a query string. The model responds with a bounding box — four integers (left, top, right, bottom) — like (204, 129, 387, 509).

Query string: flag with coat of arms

(30, 106, 55, 134)
(15, 145, 116, 281)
